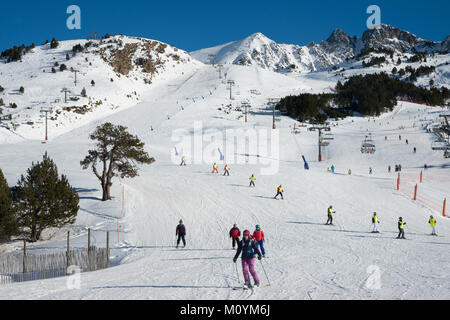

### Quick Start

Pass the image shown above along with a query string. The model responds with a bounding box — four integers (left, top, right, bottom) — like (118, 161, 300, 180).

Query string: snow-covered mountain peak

(191, 25, 450, 74)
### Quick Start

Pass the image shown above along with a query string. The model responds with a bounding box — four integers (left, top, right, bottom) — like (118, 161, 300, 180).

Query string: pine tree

(50, 38, 59, 49)
(91, 80, 95, 87)
(81, 87, 87, 97)
(15, 153, 79, 242)
(0, 169, 18, 241)
(81, 123, 155, 201)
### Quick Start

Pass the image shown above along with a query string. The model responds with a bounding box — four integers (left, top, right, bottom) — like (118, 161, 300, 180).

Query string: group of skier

(325, 208, 438, 238)
(230, 224, 267, 289)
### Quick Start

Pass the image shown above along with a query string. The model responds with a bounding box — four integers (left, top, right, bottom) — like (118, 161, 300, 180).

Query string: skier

(428, 215, 437, 235)
(406, 139, 409, 145)
(212, 163, 219, 174)
(397, 217, 406, 239)
(398, 164, 402, 172)
(388, 165, 391, 173)
(371, 212, 380, 233)
(252, 225, 266, 258)
(249, 174, 256, 187)
(348, 169, 352, 175)
(413, 147, 417, 153)
(233, 230, 262, 289)
(399, 135, 401, 141)
(326, 206, 335, 225)
(274, 185, 284, 200)
(176, 220, 187, 248)
(229, 224, 241, 249)
(331, 165, 335, 174)
(180, 156, 186, 166)
(223, 164, 230, 176)
(385, 136, 387, 141)
(369, 167, 373, 175)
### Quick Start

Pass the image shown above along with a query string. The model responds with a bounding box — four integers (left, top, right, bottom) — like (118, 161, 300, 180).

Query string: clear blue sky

(0, 0, 449, 53)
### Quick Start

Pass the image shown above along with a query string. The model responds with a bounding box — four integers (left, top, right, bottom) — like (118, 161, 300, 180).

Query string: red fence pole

(414, 184, 418, 200)
(397, 173, 400, 190)
(420, 171, 423, 183)
(443, 199, 447, 217)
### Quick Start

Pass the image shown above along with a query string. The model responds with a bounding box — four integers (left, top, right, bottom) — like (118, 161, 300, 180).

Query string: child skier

(180, 156, 186, 166)
(397, 217, 406, 239)
(274, 185, 284, 200)
(176, 220, 187, 248)
(326, 206, 335, 225)
(212, 163, 219, 174)
(428, 215, 437, 235)
(249, 174, 256, 187)
(252, 225, 266, 257)
(331, 165, 335, 173)
(229, 224, 241, 249)
(371, 212, 380, 233)
(233, 230, 262, 289)
(223, 164, 230, 176)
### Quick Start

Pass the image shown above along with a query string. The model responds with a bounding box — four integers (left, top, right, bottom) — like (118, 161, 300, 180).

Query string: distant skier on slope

(428, 215, 437, 235)
(253, 225, 266, 257)
(180, 156, 186, 166)
(371, 212, 380, 233)
(212, 163, 219, 174)
(369, 167, 373, 175)
(233, 230, 262, 289)
(176, 220, 187, 248)
(396, 217, 406, 239)
(249, 174, 256, 187)
(229, 224, 241, 249)
(274, 185, 284, 200)
(331, 165, 335, 174)
(223, 164, 230, 176)
(326, 206, 335, 225)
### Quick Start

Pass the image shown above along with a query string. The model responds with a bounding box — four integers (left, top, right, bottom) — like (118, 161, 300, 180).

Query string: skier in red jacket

(229, 224, 241, 249)
(252, 225, 266, 257)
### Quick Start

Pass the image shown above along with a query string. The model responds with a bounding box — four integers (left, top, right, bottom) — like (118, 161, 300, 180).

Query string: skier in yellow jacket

(371, 212, 380, 233)
(249, 174, 256, 187)
(428, 215, 437, 235)
(274, 185, 284, 200)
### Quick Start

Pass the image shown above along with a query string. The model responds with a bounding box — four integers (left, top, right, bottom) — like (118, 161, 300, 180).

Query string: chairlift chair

(361, 135, 376, 154)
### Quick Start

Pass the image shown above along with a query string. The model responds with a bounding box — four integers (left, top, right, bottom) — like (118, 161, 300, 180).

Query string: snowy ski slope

(0, 62, 449, 300)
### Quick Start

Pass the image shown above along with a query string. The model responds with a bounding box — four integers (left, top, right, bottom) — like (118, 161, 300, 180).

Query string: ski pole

(234, 262, 241, 284)
(259, 259, 271, 286)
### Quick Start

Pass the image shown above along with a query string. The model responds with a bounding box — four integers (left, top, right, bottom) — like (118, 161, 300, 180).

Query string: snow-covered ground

(0, 60, 449, 300)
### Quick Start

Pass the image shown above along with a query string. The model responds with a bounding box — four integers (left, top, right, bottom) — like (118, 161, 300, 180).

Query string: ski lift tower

(61, 87, 71, 103)
(227, 80, 235, 100)
(72, 69, 79, 87)
(242, 101, 251, 123)
(440, 114, 450, 135)
(267, 98, 280, 129)
(308, 122, 331, 162)
(40, 107, 53, 141)
(217, 64, 223, 79)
